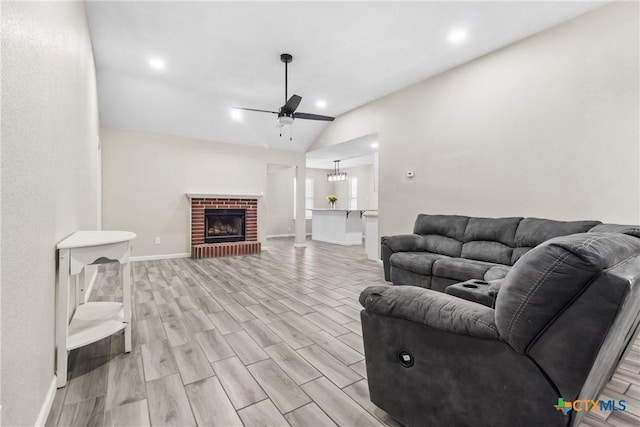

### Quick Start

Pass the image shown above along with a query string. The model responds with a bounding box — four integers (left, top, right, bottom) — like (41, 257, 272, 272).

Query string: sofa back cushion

(413, 214, 469, 257)
(411, 215, 609, 266)
(461, 217, 522, 265)
(495, 232, 640, 354)
(511, 218, 601, 264)
(528, 255, 640, 400)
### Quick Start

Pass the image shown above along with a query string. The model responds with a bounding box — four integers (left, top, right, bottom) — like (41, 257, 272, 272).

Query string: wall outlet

(155, 237, 161, 245)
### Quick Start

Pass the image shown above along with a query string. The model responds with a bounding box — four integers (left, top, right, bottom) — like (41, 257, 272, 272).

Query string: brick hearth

(190, 197, 261, 259)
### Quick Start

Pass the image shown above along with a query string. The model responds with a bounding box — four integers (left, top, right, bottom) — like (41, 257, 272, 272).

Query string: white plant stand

(56, 231, 136, 388)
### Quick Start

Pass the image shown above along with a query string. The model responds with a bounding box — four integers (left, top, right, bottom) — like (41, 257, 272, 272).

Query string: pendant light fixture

(327, 160, 347, 182)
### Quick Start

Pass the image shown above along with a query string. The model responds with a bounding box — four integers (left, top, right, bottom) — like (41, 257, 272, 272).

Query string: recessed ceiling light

(315, 100, 327, 109)
(448, 29, 467, 44)
(149, 58, 166, 70)
(371, 143, 379, 148)
(231, 109, 243, 121)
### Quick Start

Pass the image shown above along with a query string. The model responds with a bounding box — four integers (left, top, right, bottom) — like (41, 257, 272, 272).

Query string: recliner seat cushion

(432, 258, 497, 282)
(461, 241, 513, 265)
(389, 252, 448, 276)
(484, 265, 511, 281)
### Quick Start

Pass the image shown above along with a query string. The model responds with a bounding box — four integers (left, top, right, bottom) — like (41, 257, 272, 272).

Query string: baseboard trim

(313, 238, 363, 246)
(267, 233, 312, 239)
(83, 268, 98, 304)
(130, 253, 190, 262)
(35, 376, 57, 427)
(294, 243, 307, 248)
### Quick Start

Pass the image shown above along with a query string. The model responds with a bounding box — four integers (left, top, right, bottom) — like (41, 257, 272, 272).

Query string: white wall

(330, 174, 351, 210)
(306, 165, 378, 211)
(1, 2, 99, 425)
(310, 2, 640, 240)
(306, 168, 334, 209)
(266, 166, 296, 236)
(101, 128, 305, 256)
(331, 165, 378, 210)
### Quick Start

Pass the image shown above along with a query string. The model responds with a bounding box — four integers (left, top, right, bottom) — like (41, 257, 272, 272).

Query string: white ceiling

(85, 1, 606, 153)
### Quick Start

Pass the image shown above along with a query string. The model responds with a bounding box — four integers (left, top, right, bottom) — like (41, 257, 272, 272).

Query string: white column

(295, 164, 306, 247)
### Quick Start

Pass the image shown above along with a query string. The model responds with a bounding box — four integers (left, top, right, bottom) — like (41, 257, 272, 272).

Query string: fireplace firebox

(204, 209, 246, 243)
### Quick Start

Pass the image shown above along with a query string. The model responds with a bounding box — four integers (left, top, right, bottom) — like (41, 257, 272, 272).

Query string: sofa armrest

(360, 285, 501, 340)
(380, 234, 426, 281)
(381, 234, 426, 252)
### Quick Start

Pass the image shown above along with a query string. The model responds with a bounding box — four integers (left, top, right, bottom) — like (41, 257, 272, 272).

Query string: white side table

(56, 231, 136, 388)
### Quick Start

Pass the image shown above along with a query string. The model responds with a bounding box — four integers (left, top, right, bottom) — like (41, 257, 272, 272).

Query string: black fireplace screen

(204, 209, 246, 243)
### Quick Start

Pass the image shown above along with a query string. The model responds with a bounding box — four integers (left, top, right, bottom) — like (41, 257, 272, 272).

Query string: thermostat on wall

(406, 170, 415, 178)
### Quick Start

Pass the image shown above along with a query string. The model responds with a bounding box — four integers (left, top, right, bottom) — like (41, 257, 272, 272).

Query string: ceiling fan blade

(233, 107, 278, 114)
(294, 112, 335, 122)
(282, 95, 302, 114)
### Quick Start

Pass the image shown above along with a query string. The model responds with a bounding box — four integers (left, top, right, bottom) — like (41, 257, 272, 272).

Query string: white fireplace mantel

(186, 193, 263, 200)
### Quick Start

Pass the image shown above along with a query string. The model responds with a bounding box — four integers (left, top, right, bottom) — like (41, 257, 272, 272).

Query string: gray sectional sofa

(382, 214, 624, 292)
(362, 215, 640, 426)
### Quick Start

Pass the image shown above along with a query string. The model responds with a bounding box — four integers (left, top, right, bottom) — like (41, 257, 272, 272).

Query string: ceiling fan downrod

(281, 53, 292, 105)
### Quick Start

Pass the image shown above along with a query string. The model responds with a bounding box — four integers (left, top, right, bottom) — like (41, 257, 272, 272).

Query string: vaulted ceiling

(85, 1, 605, 153)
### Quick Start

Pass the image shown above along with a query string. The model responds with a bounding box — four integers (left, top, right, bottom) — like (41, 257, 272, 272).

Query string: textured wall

(266, 166, 296, 236)
(100, 128, 305, 257)
(309, 2, 640, 239)
(1, 2, 99, 425)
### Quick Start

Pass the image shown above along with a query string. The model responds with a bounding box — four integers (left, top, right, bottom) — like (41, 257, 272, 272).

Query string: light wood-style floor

(46, 237, 640, 427)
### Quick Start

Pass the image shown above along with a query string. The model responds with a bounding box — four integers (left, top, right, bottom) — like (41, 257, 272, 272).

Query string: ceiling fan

(233, 53, 335, 133)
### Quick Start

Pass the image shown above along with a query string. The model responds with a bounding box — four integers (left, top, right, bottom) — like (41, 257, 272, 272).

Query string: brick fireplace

(189, 194, 261, 259)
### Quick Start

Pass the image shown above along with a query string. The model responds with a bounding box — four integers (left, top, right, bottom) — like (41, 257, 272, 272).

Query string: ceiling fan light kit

(233, 53, 335, 140)
(327, 160, 347, 182)
(277, 116, 294, 127)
